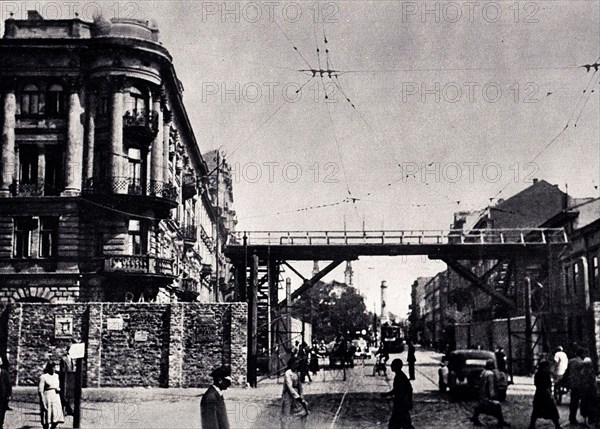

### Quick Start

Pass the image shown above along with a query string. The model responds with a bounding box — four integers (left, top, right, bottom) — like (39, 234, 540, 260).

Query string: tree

(291, 280, 373, 341)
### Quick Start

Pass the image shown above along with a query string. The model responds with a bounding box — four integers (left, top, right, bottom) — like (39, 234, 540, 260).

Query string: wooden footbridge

(224, 228, 569, 386)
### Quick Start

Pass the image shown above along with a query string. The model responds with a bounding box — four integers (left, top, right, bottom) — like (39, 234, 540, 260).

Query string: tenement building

(0, 11, 231, 304)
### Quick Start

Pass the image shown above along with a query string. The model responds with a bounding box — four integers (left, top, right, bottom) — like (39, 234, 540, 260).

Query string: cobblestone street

(1, 349, 579, 429)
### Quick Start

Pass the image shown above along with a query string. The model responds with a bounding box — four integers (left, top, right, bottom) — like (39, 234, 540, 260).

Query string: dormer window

(46, 84, 65, 115)
(20, 84, 44, 115)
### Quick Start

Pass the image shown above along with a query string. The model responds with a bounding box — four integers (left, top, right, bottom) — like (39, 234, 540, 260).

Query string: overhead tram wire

(274, 20, 314, 71)
(310, 20, 359, 219)
(491, 58, 600, 202)
(228, 101, 288, 158)
(320, 26, 461, 207)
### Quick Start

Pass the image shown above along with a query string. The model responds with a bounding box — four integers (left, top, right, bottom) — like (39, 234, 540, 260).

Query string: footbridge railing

(229, 228, 568, 247)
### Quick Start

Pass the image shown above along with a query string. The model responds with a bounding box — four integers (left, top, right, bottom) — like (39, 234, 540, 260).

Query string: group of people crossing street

(198, 341, 599, 429)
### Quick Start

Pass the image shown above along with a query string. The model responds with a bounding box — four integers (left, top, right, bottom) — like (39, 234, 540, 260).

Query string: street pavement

(2, 349, 581, 428)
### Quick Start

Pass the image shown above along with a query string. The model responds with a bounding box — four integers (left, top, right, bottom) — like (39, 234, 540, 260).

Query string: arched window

(20, 84, 44, 115)
(125, 87, 147, 115)
(46, 84, 65, 115)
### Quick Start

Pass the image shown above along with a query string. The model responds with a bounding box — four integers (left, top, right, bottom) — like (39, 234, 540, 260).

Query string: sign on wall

(54, 316, 73, 339)
(134, 330, 148, 342)
(107, 317, 124, 331)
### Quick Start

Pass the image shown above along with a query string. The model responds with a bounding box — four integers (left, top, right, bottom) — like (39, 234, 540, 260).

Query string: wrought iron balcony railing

(103, 255, 174, 276)
(83, 177, 178, 203)
(123, 109, 159, 143)
(10, 180, 62, 197)
(182, 225, 198, 242)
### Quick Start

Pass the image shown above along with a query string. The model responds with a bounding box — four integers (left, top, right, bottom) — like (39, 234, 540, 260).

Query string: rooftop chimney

(533, 178, 538, 184)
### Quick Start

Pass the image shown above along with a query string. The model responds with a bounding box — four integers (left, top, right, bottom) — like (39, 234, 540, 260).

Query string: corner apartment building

(0, 12, 233, 304)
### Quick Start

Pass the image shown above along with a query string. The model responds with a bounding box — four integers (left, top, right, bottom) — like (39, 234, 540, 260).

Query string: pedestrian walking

(579, 357, 598, 426)
(281, 357, 308, 429)
(309, 345, 320, 376)
(0, 360, 11, 429)
(59, 347, 75, 416)
(291, 341, 300, 358)
(381, 359, 414, 429)
(567, 347, 585, 425)
(528, 361, 560, 429)
(407, 341, 416, 381)
(200, 365, 232, 429)
(552, 346, 568, 384)
(298, 342, 311, 383)
(38, 362, 65, 429)
(495, 346, 507, 373)
(438, 361, 449, 393)
(470, 359, 510, 427)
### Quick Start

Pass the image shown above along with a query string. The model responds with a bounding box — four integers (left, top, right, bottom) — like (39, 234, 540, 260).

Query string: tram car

(381, 324, 404, 353)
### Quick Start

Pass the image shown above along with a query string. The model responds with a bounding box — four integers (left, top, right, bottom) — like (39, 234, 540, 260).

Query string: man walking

(407, 341, 416, 381)
(470, 360, 510, 427)
(567, 348, 585, 425)
(0, 359, 11, 429)
(201, 365, 232, 429)
(381, 359, 414, 429)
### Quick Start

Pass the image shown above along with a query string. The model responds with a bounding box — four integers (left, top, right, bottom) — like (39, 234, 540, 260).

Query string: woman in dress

(281, 357, 308, 429)
(528, 360, 560, 429)
(38, 362, 65, 429)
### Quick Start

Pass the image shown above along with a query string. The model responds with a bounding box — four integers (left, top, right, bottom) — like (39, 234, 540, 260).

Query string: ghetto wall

(0, 302, 247, 387)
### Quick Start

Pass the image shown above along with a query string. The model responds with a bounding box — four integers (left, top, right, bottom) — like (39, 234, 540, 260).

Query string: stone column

(63, 80, 84, 196)
(150, 90, 163, 187)
(110, 77, 125, 194)
(83, 90, 96, 186)
(37, 143, 45, 194)
(163, 109, 171, 185)
(0, 83, 17, 197)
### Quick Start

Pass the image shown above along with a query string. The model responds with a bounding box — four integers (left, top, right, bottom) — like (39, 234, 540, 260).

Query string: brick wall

(2, 302, 247, 387)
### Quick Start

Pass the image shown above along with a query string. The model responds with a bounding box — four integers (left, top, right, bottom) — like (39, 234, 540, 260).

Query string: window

(564, 265, 570, 295)
(20, 84, 44, 115)
(593, 256, 599, 289)
(573, 263, 579, 294)
(19, 145, 38, 184)
(127, 148, 142, 194)
(39, 217, 58, 258)
(44, 147, 63, 196)
(13, 217, 36, 258)
(125, 87, 146, 115)
(46, 84, 65, 115)
(128, 219, 146, 255)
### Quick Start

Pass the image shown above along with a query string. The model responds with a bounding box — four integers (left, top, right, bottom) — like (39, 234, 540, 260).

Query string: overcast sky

(3, 1, 598, 316)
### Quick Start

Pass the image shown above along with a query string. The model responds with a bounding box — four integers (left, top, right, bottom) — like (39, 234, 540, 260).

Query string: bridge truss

(224, 228, 569, 386)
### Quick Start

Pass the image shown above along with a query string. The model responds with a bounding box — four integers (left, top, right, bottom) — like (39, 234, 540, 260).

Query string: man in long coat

(201, 365, 232, 429)
(0, 359, 11, 429)
(381, 359, 414, 429)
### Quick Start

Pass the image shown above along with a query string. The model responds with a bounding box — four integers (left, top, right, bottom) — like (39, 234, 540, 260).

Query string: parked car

(444, 349, 507, 401)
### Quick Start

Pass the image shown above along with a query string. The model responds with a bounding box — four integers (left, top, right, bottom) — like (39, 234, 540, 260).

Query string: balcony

(10, 180, 62, 197)
(123, 110, 159, 145)
(83, 177, 177, 203)
(182, 225, 198, 243)
(103, 255, 175, 277)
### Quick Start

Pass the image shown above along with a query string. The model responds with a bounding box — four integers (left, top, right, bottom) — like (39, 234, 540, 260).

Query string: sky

(2, 1, 599, 317)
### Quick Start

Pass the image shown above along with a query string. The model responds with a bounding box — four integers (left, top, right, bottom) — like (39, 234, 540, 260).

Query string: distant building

(409, 276, 431, 343)
(0, 12, 233, 303)
(416, 179, 600, 372)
